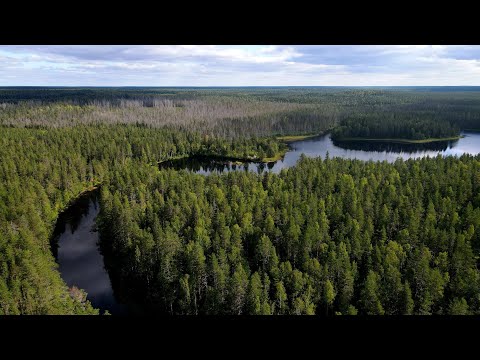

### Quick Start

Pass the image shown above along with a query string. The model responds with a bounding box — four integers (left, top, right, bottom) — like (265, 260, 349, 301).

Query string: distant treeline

(2, 88, 480, 139)
(2, 88, 480, 315)
(0, 98, 336, 138)
(331, 115, 460, 140)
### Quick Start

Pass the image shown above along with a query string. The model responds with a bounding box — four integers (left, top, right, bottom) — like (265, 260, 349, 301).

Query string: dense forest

(1, 87, 480, 315)
(331, 115, 460, 141)
(0, 125, 293, 314)
(2, 87, 480, 137)
(97, 155, 480, 315)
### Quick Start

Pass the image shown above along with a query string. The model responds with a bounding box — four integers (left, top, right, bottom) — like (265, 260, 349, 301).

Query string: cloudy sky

(1, 45, 480, 86)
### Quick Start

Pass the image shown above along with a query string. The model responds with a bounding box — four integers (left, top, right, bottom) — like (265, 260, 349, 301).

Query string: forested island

(1, 87, 480, 315)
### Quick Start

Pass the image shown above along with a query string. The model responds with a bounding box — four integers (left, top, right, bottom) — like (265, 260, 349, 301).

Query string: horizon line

(1, 86, 480, 88)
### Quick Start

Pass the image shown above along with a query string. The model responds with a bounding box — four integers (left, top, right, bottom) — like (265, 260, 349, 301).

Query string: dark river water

(53, 131, 480, 314)
(51, 190, 127, 315)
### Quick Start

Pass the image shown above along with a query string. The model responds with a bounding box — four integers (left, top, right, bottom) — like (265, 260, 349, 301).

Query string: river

(51, 190, 127, 315)
(52, 130, 480, 314)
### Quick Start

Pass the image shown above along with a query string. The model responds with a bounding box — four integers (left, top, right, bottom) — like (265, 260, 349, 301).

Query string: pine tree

(360, 271, 384, 315)
(323, 279, 336, 316)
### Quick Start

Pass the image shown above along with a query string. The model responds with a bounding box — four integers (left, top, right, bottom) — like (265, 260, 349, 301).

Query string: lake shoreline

(158, 149, 290, 167)
(277, 128, 333, 143)
(277, 134, 319, 143)
(51, 130, 480, 315)
(332, 135, 463, 144)
(157, 131, 333, 167)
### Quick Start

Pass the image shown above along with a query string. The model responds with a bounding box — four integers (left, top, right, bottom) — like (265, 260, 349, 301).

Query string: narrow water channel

(52, 131, 480, 315)
(51, 190, 127, 315)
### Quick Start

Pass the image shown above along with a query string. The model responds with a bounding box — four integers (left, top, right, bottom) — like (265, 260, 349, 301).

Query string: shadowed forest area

(1, 87, 480, 315)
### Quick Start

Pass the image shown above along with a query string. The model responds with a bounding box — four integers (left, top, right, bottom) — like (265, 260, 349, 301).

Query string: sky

(1, 45, 480, 86)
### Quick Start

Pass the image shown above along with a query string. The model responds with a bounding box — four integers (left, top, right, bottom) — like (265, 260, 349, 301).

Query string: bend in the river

(51, 130, 480, 314)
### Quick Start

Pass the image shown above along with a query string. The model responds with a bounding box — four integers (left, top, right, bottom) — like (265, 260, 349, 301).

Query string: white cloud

(1, 45, 480, 86)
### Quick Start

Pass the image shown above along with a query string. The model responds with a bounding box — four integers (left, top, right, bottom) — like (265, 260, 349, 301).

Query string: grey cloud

(1, 45, 480, 86)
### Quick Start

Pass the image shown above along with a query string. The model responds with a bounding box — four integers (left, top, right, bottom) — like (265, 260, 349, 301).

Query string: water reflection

(159, 156, 276, 175)
(160, 131, 480, 175)
(52, 131, 480, 315)
(331, 139, 455, 152)
(51, 190, 127, 315)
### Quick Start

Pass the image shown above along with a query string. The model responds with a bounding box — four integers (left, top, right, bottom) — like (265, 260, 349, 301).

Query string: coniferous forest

(1, 87, 480, 315)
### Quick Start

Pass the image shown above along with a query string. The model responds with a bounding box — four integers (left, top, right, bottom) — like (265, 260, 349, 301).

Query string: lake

(160, 131, 480, 175)
(53, 130, 480, 315)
